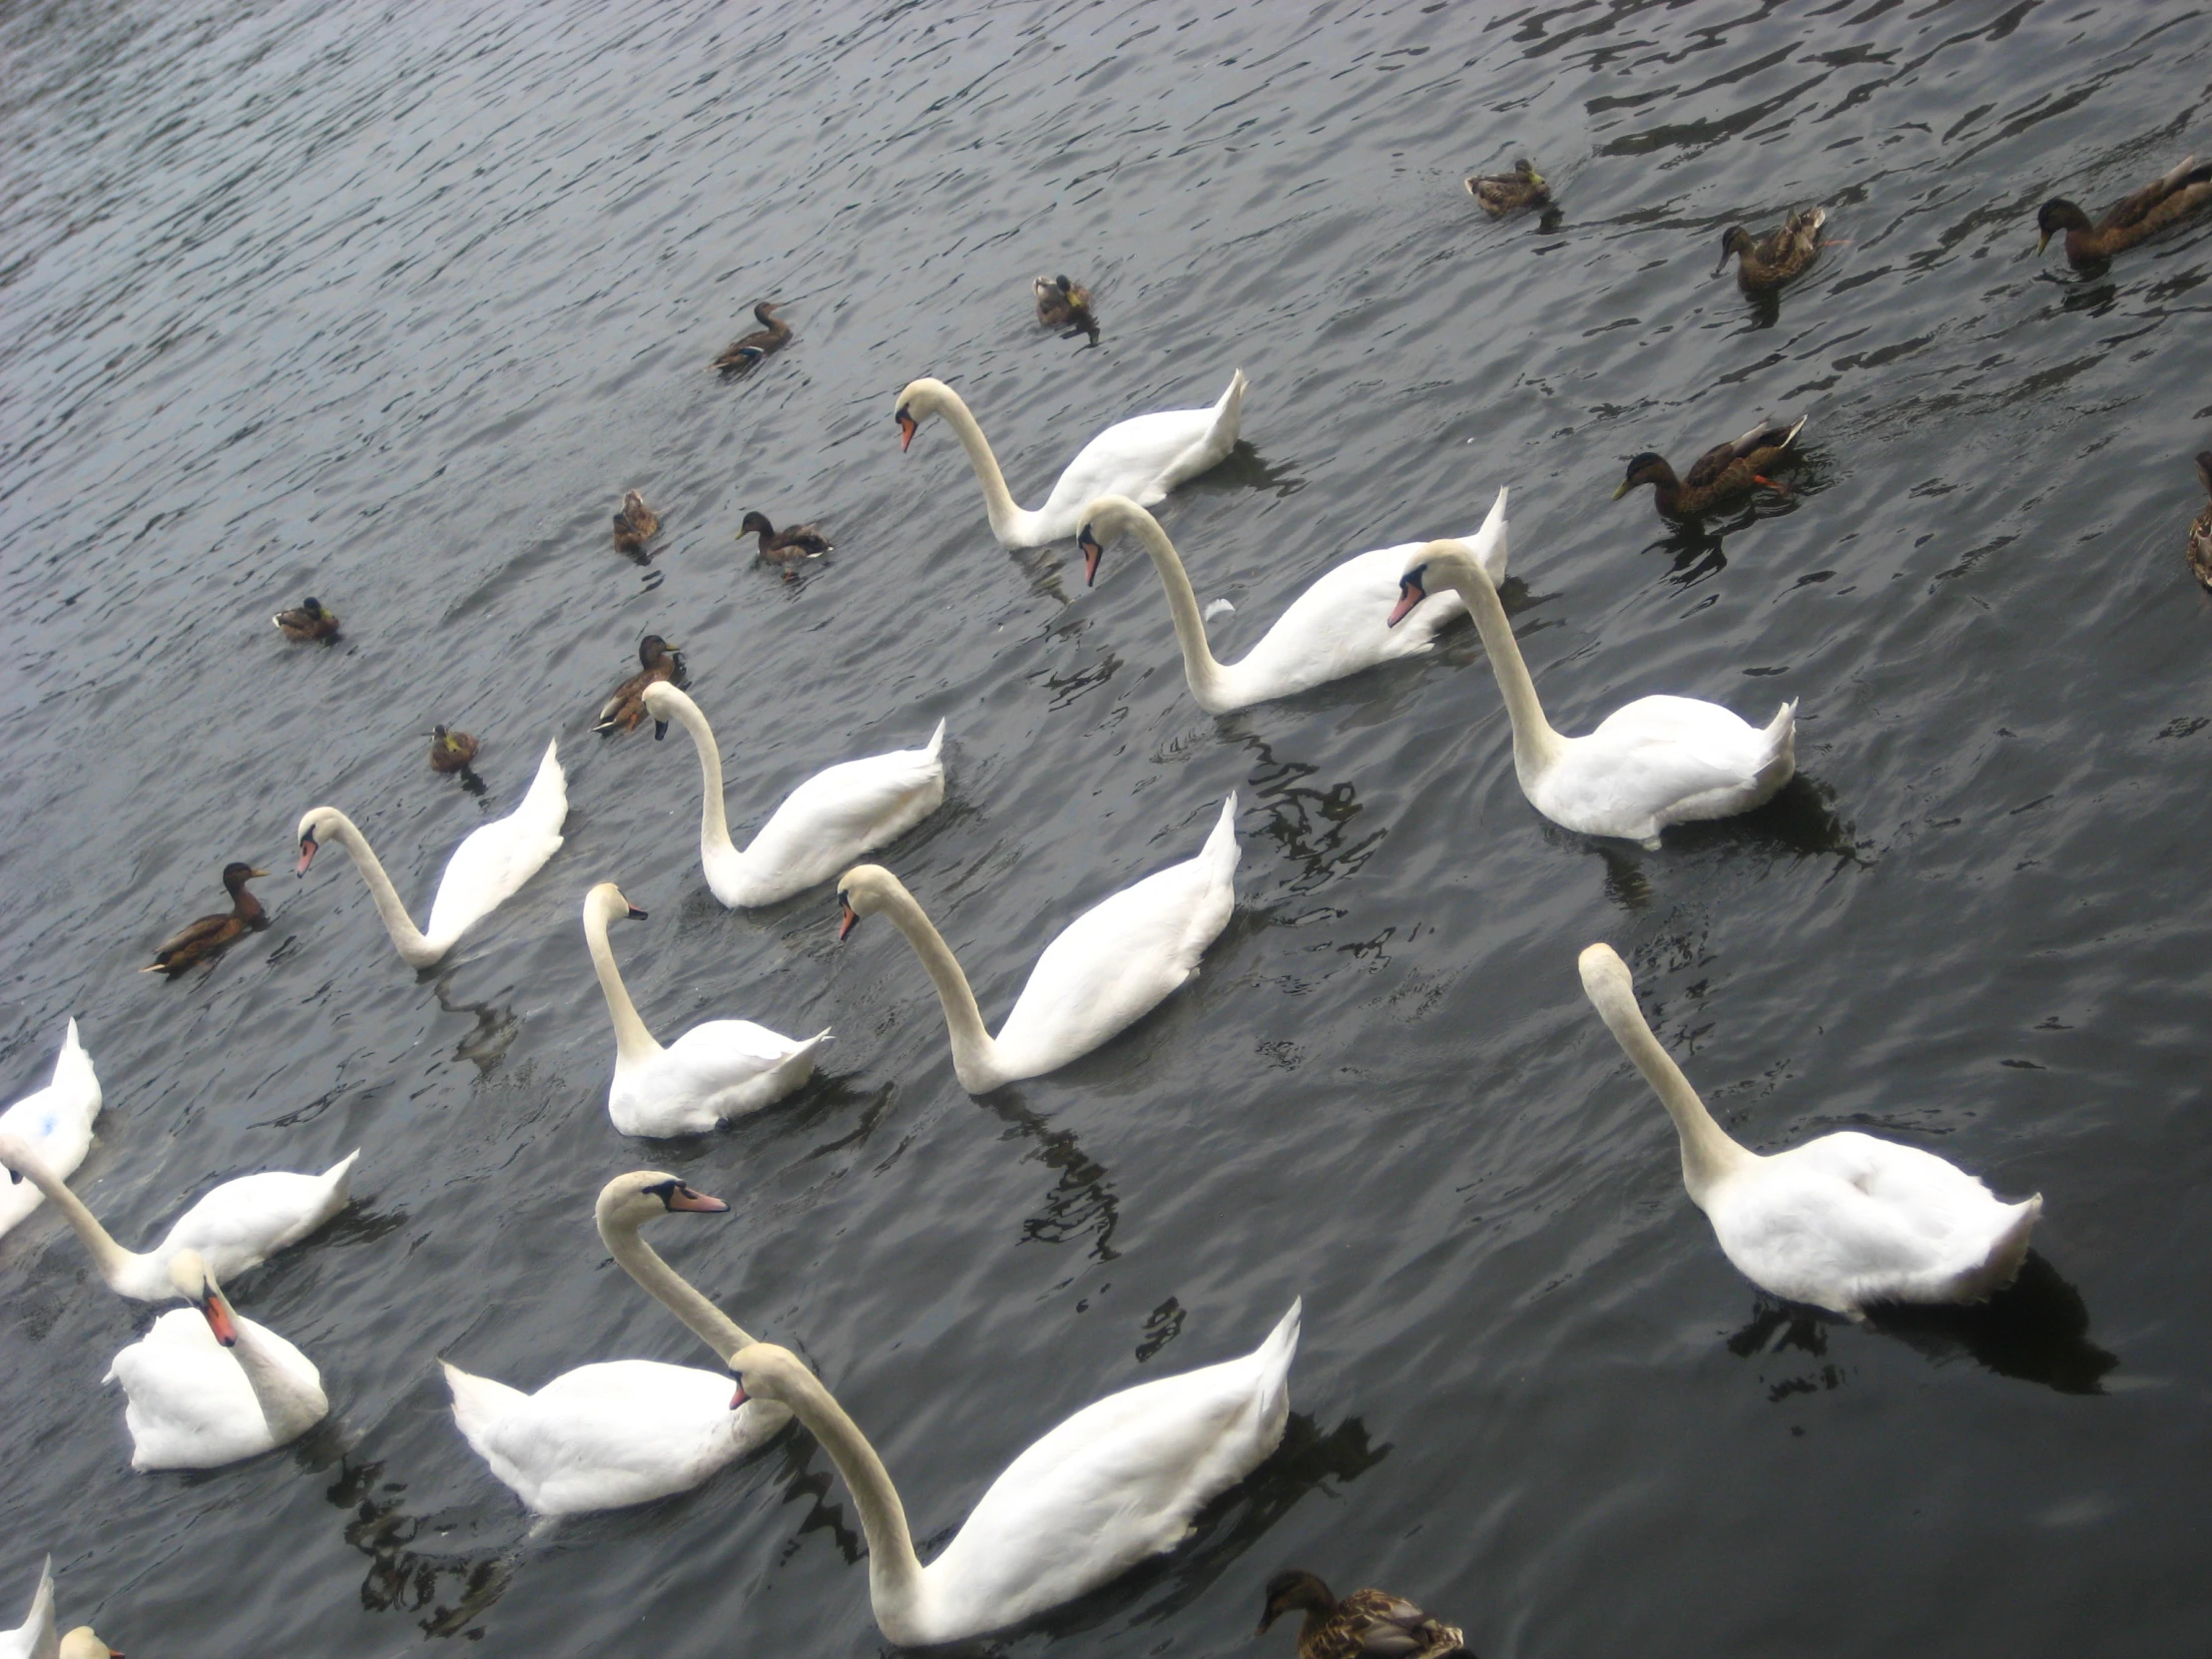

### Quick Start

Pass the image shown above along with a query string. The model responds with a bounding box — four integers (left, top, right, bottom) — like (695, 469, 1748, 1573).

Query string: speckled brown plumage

(144, 862, 269, 976)
(739, 510, 832, 571)
(594, 634, 686, 735)
(612, 490, 660, 559)
(1614, 414, 1808, 520)
(2039, 156, 2212, 268)
(714, 300, 790, 372)
(2187, 452, 2212, 592)
(1464, 158, 1549, 219)
(273, 597, 339, 643)
(1033, 275, 1100, 343)
(429, 726, 479, 774)
(1259, 1571, 1470, 1659)
(1716, 206, 1827, 291)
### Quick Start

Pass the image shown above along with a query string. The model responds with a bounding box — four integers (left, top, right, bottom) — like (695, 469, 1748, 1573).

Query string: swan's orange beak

(896, 409, 916, 451)
(296, 830, 317, 875)
(200, 1287, 239, 1347)
(730, 1378, 749, 1409)
(837, 896, 860, 940)
(1387, 568, 1428, 629)
(1079, 526, 1104, 586)
(665, 1183, 728, 1213)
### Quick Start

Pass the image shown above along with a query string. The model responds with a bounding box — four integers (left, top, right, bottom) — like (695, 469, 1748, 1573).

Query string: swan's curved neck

(931, 391, 1036, 545)
(1585, 976, 1755, 1200)
(5, 1156, 145, 1292)
(773, 1365, 928, 1628)
(1122, 512, 1233, 707)
(1431, 561, 1568, 781)
(584, 907, 662, 1064)
(317, 813, 439, 967)
(230, 1316, 323, 1439)
(601, 1211, 758, 1362)
(872, 885, 1000, 1090)
(663, 693, 742, 865)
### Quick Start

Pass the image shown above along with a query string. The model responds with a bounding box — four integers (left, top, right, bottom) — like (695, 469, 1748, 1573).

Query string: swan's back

(425, 740, 568, 945)
(730, 722, 947, 903)
(0, 1020, 100, 1238)
(1539, 695, 1794, 839)
(152, 1154, 356, 1278)
(106, 1308, 322, 1468)
(1036, 371, 1246, 524)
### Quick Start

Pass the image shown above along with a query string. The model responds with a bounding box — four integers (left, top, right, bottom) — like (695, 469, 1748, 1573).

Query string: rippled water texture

(3, 0, 2210, 1653)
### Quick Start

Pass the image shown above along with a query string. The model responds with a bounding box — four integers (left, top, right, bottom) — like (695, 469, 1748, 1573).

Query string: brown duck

(1716, 206, 1827, 291)
(144, 862, 270, 976)
(2039, 157, 2212, 268)
(273, 598, 339, 643)
(714, 300, 791, 372)
(1259, 1570, 1470, 1659)
(1033, 275, 1100, 343)
(739, 510, 832, 572)
(1464, 158, 1550, 219)
(612, 490, 660, 559)
(594, 634, 686, 734)
(1614, 414, 1808, 519)
(428, 726, 479, 774)
(2187, 452, 2212, 592)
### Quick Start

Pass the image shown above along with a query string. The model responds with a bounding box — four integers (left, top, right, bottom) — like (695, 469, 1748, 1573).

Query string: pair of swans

(837, 793, 1240, 1093)
(296, 738, 568, 967)
(582, 884, 829, 1136)
(643, 684, 945, 908)
(0, 1020, 100, 1239)
(1391, 541, 1795, 846)
(3, 1560, 119, 1659)
(0, 1134, 355, 1302)
(1075, 489, 1505, 714)
(1580, 943, 2041, 1316)
(895, 371, 1246, 547)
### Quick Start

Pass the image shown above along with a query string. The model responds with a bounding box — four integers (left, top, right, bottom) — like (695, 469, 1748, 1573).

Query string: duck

(738, 510, 832, 572)
(713, 300, 790, 372)
(644, 683, 946, 908)
(1715, 206, 1827, 291)
(104, 1249, 326, 1469)
(1033, 274, 1100, 343)
(0, 1020, 100, 1241)
(1389, 541, 1795, 846)
(428, 726, 479, 775)
(835, 793, 1238, 1094)
(1464, 158, 1549, 219)
(1075, 489, 1505, 714)
(440, 1171, 794, 1515)
(1579, 942, 2042, 1317)
(594, 636, 686, 735)
(2187, 452, 2212, 591)
(1612, 415, 1806, 520)
(2, 1558, 122, 1659)
(273, 597, 339, 643)
(2038, 156, 2212, 268)
(611, 490, 660, 559)
(142, 861, 269, 975)
(295, 739, 567, 969)
(0, 1133, 356, 1302)
(725, 1299, 1300, 1646)
(893, 371, 1247, 548)
(582, 883, 830, 1137)
(1258, 1570, 1469, 1659)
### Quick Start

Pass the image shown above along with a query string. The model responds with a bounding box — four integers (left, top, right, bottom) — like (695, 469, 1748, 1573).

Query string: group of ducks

(13, 145, 2212, 1659)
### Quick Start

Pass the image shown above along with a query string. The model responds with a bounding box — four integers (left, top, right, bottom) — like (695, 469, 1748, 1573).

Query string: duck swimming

(1715, 206, 1827, 291)
(611, 490, 660, 559)
(739, 510, 832, 573)
(1464, 158, 1549, 219)
(143, 862, 269, 975)
(428, 727, 479, 774)
(1033, 274, 1100, 343)
(1258, 1570, 1469, 1659)
(273, 598, 339, 643)
(594, 635, 686, 735)
(714, 300, 790, 372)
(1614, 415, 1806, 520)
(2190, 452, 2212, 591)
(2038, 156, 2212, 268)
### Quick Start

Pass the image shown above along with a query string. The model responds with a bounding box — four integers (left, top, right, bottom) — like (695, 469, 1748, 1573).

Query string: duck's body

(296, 740, 567, 968)
(273, 598, 339, 643)
(1614, 415, 1806, 519)
(2187, 453, 2212, 591)
(611, 490, 660, 559)
(595, 636, 686, 735)
(429, 726, 479, 774)
(728, 1300, 1299, 1645)
(837, 794, 1238, 1094)
(1716, 206, 1826, 290)
(1578, 943, 2042, 1318)
(1465, 158, 1549, 219)
(1033, 275, 1100, 343)
(894, 372, 1246, 548)
(1390, 543, 1794, 847)
(144, 861, 269, 975)
(0, 1022, 100, 1240)
(1077, 491, 1505, 714)
(2038, 156, 2212, 268)
(1259, 1571, 1468, 1659)
(645, 683, 946, 909)
(714, 300, 790, 372)
(739, 511, 832, 569)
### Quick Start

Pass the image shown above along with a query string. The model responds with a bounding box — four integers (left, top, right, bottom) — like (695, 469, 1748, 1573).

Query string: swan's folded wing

(158, 1169, 344, 1271)
(1041, 405, 1227, 518)
(424, 745, 567, 944)
(738, 736, 948, 894)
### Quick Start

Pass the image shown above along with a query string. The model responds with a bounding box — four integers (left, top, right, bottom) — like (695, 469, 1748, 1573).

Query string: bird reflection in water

(980, 1095, 1122, 1263)
(433, 982, 521, 1075)
(1180, 439, 1308, 501)
(327, 1458, 513, 1638)
(1237, 737, 1382, 895)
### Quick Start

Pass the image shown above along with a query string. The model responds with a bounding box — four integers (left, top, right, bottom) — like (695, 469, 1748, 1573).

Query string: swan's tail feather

(1966, 1193, 2042, 1300)
(1206, 367, 1248, 452)
(1248, 1298, 1302, 1437)
(1201, 791, 1241, 878)
(441, 1360, 526, 1443)
(1754, 700, 1798, 791)
(1464, 484, 1509, 583)
(321, 1148, 362, 1203)
(22, 1557, 54, 1653)
(518, 739, 571, 832)
(921, 718, 946, 761)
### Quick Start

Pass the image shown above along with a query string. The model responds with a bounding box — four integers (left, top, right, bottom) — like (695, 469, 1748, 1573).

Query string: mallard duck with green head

(144, 862, 270, 975)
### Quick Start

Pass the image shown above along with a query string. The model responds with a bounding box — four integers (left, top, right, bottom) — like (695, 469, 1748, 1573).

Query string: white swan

(3, 1560, 119, 1659)
(0, 1020, 100, 1240)
(729, 1299, 1299, 1646)
(1391, 541, 1795, 847)
(894, 371, 1247, 547)
(836, 794, 1240, 1093)
(104, 1249, 327, 1469)
(582, 883, 830, 1137)
(643, 684, 945, 908)
(296, 738, 568, 967)
(0, 1134, 355, 1303)
(1076, 490, 1507, 714)
(1578, 943, 2042, 1318)
(442, 1172, 792, 1516)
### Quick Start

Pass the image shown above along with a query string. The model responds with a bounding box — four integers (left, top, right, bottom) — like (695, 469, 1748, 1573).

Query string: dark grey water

(3, 0, 2209, 1653)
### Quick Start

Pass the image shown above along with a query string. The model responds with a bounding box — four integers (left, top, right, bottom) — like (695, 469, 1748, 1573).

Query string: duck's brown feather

(714, 301, 791, 372)
(146, 867, 268, 975)
(1721, 206, 1826, 291)
(2188, 454, 2212, 592)
(1465, 159, 1549, 219)
(594, 639, 686, 734)
(2044, 157, 2212, 266)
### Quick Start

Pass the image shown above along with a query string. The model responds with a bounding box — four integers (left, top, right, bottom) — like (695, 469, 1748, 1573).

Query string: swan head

(1577, 941, 1635, 1004)
(640, 679, 695, 742)
(294, 806, 347, 875)
(1258, 1569, 1338, 1633)
(1074, 495, 1147, 587)
(832, 864, 904, 941)
(726, 1340, 809, 1410)
(1388, 539, 1490, 628)
(584, 881, 649, 930)
(1714, 225, 1754, 276)
(892, 377, 954, 451)
(1613, 452, 1671, 500)
(168, 1250, 238, 1347)
(596, 1171, 730, 1237)
(59, 1629, 122, 1659)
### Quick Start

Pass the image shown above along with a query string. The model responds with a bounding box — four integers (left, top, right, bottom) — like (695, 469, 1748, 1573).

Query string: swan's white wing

(0, 1020, 101, 1238)
(425, 741, 568, 947)
(1220, 542, 1472, 707)
(733, 724, 947, 903)
(1538, 697, 1778, 838)
(612, 1021, 827, 1136)
(150, 1162, 353, 1280)
(0, 1557, 56, 1659)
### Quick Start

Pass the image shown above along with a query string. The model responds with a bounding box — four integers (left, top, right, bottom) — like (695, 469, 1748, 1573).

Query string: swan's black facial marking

(729, 1370, 748, 1410)
(1386, 566, 1428, 629)
(836, 892, 859, 941)
(1079, 525, 1104, 586)
(895, 407, 916, 450)
(295, 827, 318, 875)
(626, 903, 649, 920)
(645, 1177, 728, 1214)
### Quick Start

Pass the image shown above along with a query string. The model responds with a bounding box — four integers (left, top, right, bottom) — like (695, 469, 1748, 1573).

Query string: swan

(296, 738, 568, 968)
(894, 371, 1247, 547)
(3, 1560, 120, 1659)
(1390, 540, 1795, 847)
(644, 684, 946, 909)
(0, 1133, 355, 1303)
(836, 794, 1240, 1093)
(105, 1249, 327, 1469)
(1577, 943, 2042, 1318)
(727, 1299, 1300, 1646)
(1076, 489, 1506, 714)
(582, 883, 830, 1137)
(441, 1172, 792, 1515)
(0, 1021, 100, 1240)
